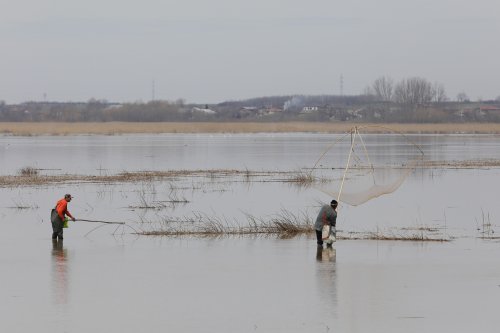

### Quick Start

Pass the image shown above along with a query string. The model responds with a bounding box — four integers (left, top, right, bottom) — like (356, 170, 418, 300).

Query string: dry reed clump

(286, 170, 315, 185)
(18, 166, 39, 177)
(137, 210, 314, 237)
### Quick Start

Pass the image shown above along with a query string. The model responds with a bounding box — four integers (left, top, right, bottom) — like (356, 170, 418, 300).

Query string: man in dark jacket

(314, 199, 338, 246)
(51, 194, 76, 240)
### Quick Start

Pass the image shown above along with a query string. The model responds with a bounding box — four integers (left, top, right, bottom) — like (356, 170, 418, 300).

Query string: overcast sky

(1, 0, 499, 103)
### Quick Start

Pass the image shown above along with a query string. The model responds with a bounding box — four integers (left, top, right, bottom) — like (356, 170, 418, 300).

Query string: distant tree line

(1, 76, 499, 123)
(0, 100, 187, 122)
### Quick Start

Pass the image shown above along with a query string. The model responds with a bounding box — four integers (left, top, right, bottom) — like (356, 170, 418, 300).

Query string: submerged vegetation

(340, 229, 451, 242)
(2, 158, 500, 188)
(476, 209, 499, 240)
(0, 168, 340, 188)
(8, 198, 39, 210)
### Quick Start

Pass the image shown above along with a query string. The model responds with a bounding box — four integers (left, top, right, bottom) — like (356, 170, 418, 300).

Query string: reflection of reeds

(476, 209, 498, 239)
(129, 181, 158, 209)
(243, 167, 252, 183)
(129, 181, 190, 210)
(365, 232, 448, 241)
(8, 198, 39, 210)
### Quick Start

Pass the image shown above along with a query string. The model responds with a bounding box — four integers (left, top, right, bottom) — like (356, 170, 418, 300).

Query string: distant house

(258, 107, 283, 116)
(103, 103, 123, 111)
(454, 107, 489, 121)
(480, 105, 500, 112)
(234, 107, 258, 118)
(454, 108, 474, 119)
(266, 107, 283, 114)
(192, 107, 216, 114)
(474, 105, 500, 119)
(347, 108, 364, 119)
(301, 106, 319, 113)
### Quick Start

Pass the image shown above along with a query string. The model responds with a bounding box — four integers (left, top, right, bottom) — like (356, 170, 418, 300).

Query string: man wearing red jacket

(50, 194, 76, 240)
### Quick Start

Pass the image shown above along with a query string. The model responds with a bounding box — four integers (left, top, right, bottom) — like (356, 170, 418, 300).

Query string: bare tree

(394, 77, 434, 105)
(432, 82, 448, 103)
(362, 85, 374, 96)
(456, 92, 469, 102)
(372, 76, 393, 101)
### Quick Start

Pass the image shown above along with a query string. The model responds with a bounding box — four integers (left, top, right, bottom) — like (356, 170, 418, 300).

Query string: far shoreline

(1, 122, 500, 135)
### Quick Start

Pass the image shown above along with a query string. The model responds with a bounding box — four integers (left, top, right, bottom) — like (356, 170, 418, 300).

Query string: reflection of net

(311, 127, 423, 206)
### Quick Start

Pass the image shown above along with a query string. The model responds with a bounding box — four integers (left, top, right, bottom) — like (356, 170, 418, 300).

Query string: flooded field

(1, 133, 500, 332)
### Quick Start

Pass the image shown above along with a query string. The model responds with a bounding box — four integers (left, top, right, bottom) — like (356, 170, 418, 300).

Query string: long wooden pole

(76, 219, 125, 225)
(337, 127, 357, 202)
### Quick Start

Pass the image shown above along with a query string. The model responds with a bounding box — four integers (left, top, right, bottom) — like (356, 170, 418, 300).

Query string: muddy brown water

(1, 133, 500, 332)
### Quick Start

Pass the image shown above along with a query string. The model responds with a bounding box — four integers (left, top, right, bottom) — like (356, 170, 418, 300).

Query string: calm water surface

(1, 133, 500, 175)
(1, 133, 499, 332)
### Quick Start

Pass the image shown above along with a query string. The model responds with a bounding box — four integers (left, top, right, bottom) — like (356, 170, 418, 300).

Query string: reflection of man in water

(51, 194, 76, 240)
(314, 200, 338, 247)
(51, 240, 69, 304)
(315, 245, 337, 322)
(316, 246, 336, 262)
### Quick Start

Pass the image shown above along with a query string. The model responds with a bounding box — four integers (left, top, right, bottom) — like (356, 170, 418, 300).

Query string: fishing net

(310, 126, 424, 206)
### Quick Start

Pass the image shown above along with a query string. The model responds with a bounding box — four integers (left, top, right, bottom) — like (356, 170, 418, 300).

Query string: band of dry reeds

(2, 122, 500, 135)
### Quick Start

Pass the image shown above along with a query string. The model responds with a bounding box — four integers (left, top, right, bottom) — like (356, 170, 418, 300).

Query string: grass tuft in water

(18, 166, 39, 177)
(287, 170, 315, 185)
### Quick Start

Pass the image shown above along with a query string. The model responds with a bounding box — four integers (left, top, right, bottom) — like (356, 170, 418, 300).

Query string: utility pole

(152, 79, 156, 102)
(340, 74, 344, 97)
